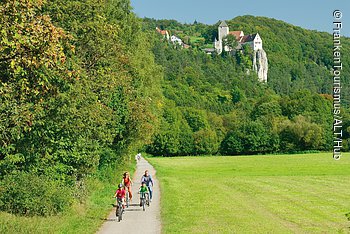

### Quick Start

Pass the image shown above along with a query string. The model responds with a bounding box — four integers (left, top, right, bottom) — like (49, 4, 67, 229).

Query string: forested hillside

(227, 16, 350, 103)
(142, 17, 350, 156)
(0, 0, 349, 219)
(144, 16, 350, 103)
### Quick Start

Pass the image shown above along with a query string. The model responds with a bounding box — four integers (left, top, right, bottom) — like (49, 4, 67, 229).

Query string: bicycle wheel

(146, 194, 150, 206)
(125, 193, 129, 208)
(142, 200, 145, 211)
(118, 208, 122, 222)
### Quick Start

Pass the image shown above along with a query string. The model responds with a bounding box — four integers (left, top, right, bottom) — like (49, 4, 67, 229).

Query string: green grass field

(189, 36, 205, 43)
(148, 153, 350, 233)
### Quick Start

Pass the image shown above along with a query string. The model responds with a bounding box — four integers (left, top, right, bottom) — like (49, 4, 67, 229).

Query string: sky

(131, 0, 350, 37)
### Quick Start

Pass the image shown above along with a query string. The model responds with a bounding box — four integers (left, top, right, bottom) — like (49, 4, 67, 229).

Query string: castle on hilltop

(155, 21, 268, 82)
(213, 20, 268, 83)
(214, 21, 263, 54)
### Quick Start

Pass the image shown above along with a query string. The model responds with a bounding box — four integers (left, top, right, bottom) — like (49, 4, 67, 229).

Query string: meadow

(148, 153, 350, 233)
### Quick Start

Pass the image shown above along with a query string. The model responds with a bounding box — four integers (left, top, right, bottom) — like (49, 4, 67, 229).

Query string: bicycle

(139, 192, 149, 211)
(115, 197, 124, 222)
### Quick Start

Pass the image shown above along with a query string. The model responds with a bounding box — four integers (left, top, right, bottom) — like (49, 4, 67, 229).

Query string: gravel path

(97, 157, 161, 234)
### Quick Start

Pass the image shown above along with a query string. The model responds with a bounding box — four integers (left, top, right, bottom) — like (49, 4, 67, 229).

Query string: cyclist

(122, 172, 133, 202)
(141, 170, 154, 202)
(139, 181, 149, 206)
(113, 183, 126, 215)
(135, 153, 141, 161)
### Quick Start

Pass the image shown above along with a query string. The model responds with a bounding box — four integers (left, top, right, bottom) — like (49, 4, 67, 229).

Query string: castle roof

(219, 20, 228, 27)
(241, 33, 258, 43)
(229, 31, 244, 41)
(156, 27, 168, 35)
(160, 30, 168, 35)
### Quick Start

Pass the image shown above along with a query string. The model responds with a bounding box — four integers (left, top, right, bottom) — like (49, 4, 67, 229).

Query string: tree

(279, 116, 324, 152)
(220, 130, 244, 155)
(231, 87, 246, 104)
(222, 34, 238, 51)
(0, 0, 72, 174)
(202, 23, 218, 44)
(193, 129, 219, 155)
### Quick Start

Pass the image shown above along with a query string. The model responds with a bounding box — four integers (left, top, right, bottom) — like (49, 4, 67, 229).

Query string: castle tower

(218, 20, 229, 41)
(215, 21, 229, 53)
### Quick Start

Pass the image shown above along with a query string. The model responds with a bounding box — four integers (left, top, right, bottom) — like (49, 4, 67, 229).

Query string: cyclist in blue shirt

(141, 170, 154, 202)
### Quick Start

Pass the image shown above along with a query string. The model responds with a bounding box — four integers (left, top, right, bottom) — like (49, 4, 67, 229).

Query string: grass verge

(0, 159, 136, 234)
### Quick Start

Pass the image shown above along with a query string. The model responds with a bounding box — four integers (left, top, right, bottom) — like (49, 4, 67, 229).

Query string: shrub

(220, 130, 244, 155)
(0, 172, 73, 216)
(193, 129, 219, 155)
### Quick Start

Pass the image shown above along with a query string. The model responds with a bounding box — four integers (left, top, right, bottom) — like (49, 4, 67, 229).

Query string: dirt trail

(97, 157, 161, 234)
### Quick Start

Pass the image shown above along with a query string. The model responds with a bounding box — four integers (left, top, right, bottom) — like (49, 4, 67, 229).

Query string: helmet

(118, 183, 123, 188)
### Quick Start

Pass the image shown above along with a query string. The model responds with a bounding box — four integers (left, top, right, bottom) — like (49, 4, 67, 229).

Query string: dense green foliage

(0, 0, 161, 216)
(0, 172, 73, 216)
(143, 17, 350, 156)
(148, 153, 350, 233)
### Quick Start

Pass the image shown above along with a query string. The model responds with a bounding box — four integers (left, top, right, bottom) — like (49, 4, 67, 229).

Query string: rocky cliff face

(252, 49, 268, 82)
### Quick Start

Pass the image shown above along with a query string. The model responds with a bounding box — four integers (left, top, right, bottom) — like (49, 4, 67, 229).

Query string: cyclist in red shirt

(114, 183, 126, 210)
(122, 172, 133, 201)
